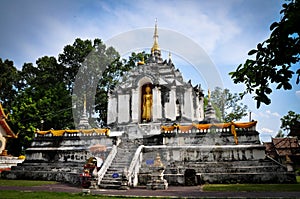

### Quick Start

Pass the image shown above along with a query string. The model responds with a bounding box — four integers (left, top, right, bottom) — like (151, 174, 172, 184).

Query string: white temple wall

(118, 94, 130, 123)
(165, 86, 177, 121)
(183, 88, 193, 121)
(152, 86, 162, 122)
(107, 94, 117, 125)
(198, 97, 204, 121)
(0, 130, 7, 154)
(131, 88, 139, 123)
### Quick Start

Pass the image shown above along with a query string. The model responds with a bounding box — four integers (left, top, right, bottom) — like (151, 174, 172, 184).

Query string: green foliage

(275, 129, 285, 138)
(1, 38, 140, 155)
(230, 0, 300, 108)
(280, 110, 300, 131)
(210, 87, 248, 122)
(0, 58, 19, 110)
(6, 57, 74, 155)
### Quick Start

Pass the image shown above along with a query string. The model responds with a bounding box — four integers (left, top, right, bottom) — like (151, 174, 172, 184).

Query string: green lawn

(202, 176, 300, 192)
(0, 190, 143, 199)
(0, 179, 57, 187)
(202, 183, 300, 192)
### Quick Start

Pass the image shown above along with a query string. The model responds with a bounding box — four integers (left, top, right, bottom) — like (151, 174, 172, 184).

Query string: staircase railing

(127, 145, 144, 187)
(266, 155, 287, 168)
(97, 144, 118, 185)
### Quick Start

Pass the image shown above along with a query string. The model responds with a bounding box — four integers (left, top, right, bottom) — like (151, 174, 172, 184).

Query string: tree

(59, 38, 128, 126)
(280, 110, 300, 132)
(275, 129, 285, 138)
(5, 57, 74, 155)
(230, 0, 300, 108)
(0, 58, 19, 110)
(210, 87, 248, 122)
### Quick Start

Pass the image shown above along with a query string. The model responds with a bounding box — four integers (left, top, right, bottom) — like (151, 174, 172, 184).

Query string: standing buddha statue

(142, 85, 152, 122)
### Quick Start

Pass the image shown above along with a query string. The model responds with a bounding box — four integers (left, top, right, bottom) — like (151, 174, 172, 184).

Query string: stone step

(105, 171, 123, 175)
(110, 163, 130, 167)
(101, 179, 122, 185)
(181, 166, 286, 173)
(10, 165, 82, 172)
(198, 172, 296, 183)
(98, 183, 121, 189)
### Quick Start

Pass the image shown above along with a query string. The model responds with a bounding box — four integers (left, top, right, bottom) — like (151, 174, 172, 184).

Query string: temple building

(107, 21, 204, 137)
(2, 22, 296, 188)
(0, 103, 18, 155)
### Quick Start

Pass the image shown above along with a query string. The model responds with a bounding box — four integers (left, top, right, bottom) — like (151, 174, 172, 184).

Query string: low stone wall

(138, 145, 296, 185)
(162, 131, 261, 146)
(1, 135, 115, 185)
(0, 156, 24, 170)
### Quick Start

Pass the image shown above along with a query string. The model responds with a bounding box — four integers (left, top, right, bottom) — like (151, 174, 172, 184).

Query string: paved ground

(1, 183, 300, 198)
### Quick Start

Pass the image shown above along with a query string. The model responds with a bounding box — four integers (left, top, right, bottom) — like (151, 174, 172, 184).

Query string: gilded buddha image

(142, 85, 152, 122)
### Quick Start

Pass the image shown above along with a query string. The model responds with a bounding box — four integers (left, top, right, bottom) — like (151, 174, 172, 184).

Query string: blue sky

(0, 0, 299, 142)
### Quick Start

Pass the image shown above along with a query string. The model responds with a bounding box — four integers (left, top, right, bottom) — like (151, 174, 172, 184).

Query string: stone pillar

(118, 94, 130, 123)
(165, 86, 176, 121)
(107, 93, 117, 125)
(183, 87, 193, 121)
(131, 88, 139, 123)
(152, 86, 162, 122)
(198, 96, 204, 121)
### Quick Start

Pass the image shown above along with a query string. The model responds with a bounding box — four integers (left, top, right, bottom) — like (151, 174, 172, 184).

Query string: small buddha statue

(142, 85, 152, 122)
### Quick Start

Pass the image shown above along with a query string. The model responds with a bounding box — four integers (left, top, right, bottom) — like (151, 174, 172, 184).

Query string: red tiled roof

(272, 137, 300, 156)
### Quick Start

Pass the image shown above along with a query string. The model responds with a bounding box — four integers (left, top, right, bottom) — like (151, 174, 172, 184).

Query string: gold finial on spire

(151, 18, 160, 54)
(208, 89, 211, 100)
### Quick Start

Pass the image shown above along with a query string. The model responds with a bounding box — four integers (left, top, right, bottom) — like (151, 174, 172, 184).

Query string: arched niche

(138, 77, 153, 123)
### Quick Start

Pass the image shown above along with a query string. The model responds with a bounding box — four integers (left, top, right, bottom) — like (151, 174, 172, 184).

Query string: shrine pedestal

(146, 153, 168, 190)
(146, 166, 168, 190)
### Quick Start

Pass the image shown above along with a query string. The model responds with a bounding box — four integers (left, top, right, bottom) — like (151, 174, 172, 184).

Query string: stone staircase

(99, 139, 138, 189)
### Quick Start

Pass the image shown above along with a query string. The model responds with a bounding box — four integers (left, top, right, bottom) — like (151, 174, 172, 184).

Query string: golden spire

(151, 18, 160, 54)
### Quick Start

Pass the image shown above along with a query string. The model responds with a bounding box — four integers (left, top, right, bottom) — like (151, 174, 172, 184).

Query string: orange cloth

(36, 128, 110, 136)
(179, 125, 193, 133)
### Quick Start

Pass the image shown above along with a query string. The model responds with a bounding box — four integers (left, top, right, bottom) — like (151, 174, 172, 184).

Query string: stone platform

(1, 125, 297, 186)
(0, 156, 24, 172)
(1, 132, 113, 185)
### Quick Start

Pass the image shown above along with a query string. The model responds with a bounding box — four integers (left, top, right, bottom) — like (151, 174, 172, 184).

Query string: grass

(202, 183, 300, 192)
(202, 176, 300, 192)
(0, 190, 140, 199)
(0, 177, 299, 198)
(0, 179, 57, 187)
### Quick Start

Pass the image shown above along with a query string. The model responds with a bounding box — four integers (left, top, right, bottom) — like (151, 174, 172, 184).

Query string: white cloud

(256, 110, 281, 118)
(260, 128, 274, 134)
(296, 90, 300, 99)
(272, 112, 281, 118)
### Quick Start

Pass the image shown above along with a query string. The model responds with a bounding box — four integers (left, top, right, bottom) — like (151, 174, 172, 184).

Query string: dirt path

(1, 183, 300, 198)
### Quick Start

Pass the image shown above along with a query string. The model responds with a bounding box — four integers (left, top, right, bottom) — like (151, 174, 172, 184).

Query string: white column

(165, 86, 176, 121)
(118, 94, 130, 123)
(183, 87, 193, 121)
(152, 86, 162, 121)
(131, 88, 139, 123)
(107, 93, 117, 125)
